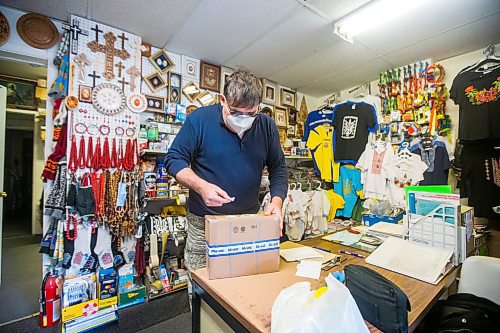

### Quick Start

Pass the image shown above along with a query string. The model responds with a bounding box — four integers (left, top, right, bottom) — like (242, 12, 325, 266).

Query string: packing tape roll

(176, 194, 186, 205)
(174, 235, 185, 247)
(149, 233, 159, 268)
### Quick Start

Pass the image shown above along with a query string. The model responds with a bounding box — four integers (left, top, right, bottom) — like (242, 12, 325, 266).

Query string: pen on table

(313, 246, 333, 253)
(339, 250, 365, 258)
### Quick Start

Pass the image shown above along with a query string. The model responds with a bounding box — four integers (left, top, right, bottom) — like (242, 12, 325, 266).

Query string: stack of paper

(280, 247, 323, 262)
(368, 222, 404, 238)
(365, 237, 453, 284)
(322, 230, 362, 245)
(295, 260, 322, 279)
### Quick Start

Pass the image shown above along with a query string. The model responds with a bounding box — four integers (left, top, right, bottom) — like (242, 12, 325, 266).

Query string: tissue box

(205, 214, 280, 279)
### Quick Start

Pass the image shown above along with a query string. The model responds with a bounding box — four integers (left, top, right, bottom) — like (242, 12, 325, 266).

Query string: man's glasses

(227, 105, 260, 117)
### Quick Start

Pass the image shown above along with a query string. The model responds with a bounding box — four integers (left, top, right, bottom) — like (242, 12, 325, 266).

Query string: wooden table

(192, 237, 458, 333)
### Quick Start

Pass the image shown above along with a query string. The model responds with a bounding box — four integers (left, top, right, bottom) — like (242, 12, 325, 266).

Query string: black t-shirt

(332, 101, 377, 163)
(462, 141, 500, 218)
(411, 143, 451, 185)
(450, 67, 500, 140)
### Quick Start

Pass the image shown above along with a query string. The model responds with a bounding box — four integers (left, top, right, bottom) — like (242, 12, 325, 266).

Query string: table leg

(192, 280, 201, 333)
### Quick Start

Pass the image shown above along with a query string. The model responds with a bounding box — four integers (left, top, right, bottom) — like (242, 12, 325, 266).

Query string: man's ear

(219, 94, 227, 104)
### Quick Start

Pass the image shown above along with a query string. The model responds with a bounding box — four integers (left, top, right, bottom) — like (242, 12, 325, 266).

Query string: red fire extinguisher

(39, 272, 63, 328)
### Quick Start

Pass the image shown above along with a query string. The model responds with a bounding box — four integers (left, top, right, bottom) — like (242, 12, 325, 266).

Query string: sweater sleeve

(266, 124, 288, 200)
(165, 118, 198, 177)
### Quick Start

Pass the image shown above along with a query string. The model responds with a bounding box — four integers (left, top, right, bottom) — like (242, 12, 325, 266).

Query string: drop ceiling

(3, 0, 499, 97)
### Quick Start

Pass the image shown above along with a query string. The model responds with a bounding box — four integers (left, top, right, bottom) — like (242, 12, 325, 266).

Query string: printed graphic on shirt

(464, 76, 500, 105)
(341, 116, 358, 139)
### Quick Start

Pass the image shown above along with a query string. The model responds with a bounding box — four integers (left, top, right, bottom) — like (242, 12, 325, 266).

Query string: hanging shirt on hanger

(325, 189, 345, 221)
(334, 165, 363, 218)
(306, 124, 340, 182)
(303, 109, 334, 142)
(461, 141, 500, 218)
(450, 67, 500, 140)
(332, 101, 378, 163)
(410, 141, 451, 185)
(385, 153, 428, 208)
(356, 141, 395, 200)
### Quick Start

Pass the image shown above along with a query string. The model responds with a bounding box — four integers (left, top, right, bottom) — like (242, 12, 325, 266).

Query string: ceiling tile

(268, 40, 378, 88)
(165, 0, 300, 63)
(383, 12, 500, 68)
(298, 58, 389, 97)
(354, 0, 500, 56)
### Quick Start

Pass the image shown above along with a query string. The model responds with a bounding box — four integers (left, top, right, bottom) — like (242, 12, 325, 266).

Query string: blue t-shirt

(302, 109, 334, 142)
(334, 166, 363, 218)
(165, 104, 288, 217)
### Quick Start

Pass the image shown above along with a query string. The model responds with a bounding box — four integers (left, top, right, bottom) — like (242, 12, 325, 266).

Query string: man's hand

(200, 182, 233, 207)
(264, 196, 283, 236)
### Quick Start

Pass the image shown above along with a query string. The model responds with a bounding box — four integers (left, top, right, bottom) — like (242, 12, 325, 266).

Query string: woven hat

(16, 12, 59, 49)
(0, 11, 9, 46)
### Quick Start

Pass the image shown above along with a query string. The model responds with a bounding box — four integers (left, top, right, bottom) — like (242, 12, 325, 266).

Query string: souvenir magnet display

(127, 93, 147, 113)
(91, 83, 126, 115)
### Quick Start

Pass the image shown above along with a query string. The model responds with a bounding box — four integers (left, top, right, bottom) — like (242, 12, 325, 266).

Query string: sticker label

(206, 239, 279, 257)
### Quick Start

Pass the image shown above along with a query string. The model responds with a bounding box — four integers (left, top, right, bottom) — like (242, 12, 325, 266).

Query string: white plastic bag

(271, 274, 369, 333)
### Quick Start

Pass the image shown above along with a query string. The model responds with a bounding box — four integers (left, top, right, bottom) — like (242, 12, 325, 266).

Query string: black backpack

(421, 293, 500, 333)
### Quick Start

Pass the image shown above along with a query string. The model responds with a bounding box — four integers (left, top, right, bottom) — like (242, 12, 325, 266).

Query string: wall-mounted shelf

(141, 149, 168, 156)
(285, 155, 312, 160)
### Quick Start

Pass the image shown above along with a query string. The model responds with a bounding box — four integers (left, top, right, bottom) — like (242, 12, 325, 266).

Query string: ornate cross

(68, 18, 88, 55)
(87, 32, 130, 81)
(118, 32, 129, 49)
(88, 71, 101, 88)
(91, 24, 103, 42)
(126, 65, 140, 92)
(115, 61, 125, 78)
(118, 77, 129, 92)
(74, 53, 92, 82)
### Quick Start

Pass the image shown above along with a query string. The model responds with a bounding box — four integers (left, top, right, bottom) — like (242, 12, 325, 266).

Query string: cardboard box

(205, 214, 280, 279)
(62, 299, 99, 322)
(458, 206, 475, 263)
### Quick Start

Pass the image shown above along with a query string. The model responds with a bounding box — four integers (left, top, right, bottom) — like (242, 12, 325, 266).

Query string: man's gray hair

(223, 68, 262, 108)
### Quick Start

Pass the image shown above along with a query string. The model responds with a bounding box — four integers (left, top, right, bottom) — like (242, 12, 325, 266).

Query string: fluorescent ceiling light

(334, 0, 428, 43)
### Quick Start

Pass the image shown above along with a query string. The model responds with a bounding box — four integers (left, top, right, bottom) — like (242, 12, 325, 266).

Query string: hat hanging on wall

(16, 12, 60, 49)
(0, 11, 10, 46)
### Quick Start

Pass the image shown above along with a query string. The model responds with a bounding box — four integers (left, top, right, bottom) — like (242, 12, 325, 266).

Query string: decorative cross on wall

(69, 18, 89, 55)
(91, 24, 104, 42)
(118, 32, 129, 50)
(118, 77, 129, 91)
(74, 53, 92, 82)
(87, 31, 130, 81)
(115, 61, 125, 78)
(88, 70, 101, 88)
(126, 65, 140, 92)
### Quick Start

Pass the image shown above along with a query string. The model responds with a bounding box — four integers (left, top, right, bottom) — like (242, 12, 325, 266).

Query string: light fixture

(333, 0, 428, 43)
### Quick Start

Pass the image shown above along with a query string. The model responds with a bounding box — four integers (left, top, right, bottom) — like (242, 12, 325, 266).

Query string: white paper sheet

(368, 222, 403, 237)
(365, 237, 453, 284)
(322, 230, 362, 245)
(280, 247, 323, 262)
(295, 260, 322, 279)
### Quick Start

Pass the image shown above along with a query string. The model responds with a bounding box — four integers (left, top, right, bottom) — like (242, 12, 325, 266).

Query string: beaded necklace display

(66, 211, 78, 240)
(86, 136, 94, 169)
(68, 134, 78, 173)
(77, 136, 86, 169)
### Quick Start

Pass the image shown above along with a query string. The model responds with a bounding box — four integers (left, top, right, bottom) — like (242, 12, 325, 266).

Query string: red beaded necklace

(101, 138, 111, 170)
(68, 134, 78, 173)
(77, 136, 86, 169)
(66, 213, 78, 241)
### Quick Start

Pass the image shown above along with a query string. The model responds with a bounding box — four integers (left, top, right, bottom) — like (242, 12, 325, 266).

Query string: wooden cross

(68, 18, 88, 55)
(118, 77, 129, 92)
(126, 65, 140, 92)
(87, 31, 130, 81)
(118, 32, 129, 49)
(74, 53, 92, 82)
(115, 61, 125, 78)
(91, 24, 103, 42)
(88, 71, 101, 88)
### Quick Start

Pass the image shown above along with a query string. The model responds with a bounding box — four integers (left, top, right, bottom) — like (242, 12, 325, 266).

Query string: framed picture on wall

(288, 107, 298, 125)
(0, 75, 38, 110)
(182, 81, 201, 102)
(220, 67, 234, 92)
(274, 105, 288, 128)
(280, 87, 296, 108)
(262, 79, 277, 105)
(261, 105, 273, 118)
(197, 90, 216, 106)
(169, 73, 182, 103)
(200, 62, 221, 92)
(144, 94, 166, 113)
(149, 50, 175, 74)
(144, 72, 167, 92)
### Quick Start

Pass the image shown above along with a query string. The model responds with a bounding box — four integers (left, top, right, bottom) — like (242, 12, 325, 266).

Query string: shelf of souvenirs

(145, 280, 188, 300)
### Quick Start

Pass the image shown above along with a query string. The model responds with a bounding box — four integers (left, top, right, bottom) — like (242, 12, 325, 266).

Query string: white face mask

(227, 114, 255, 137)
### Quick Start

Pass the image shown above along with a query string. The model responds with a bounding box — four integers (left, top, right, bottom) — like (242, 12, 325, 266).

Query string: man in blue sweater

(165, 68, 288, 300)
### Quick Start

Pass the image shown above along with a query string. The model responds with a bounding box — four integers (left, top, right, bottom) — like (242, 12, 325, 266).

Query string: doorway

(0, 59, 47, 324)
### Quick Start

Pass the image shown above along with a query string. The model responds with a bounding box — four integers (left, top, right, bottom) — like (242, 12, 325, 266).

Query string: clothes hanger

(397, 142, 413, 159)
(459, 44, 500, 74)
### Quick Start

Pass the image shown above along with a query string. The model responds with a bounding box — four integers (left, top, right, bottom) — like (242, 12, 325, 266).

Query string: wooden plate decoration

(186, 104, 198, 115)
(92, 83, 126, 115)
(16, 13, 60, 49)
(127, 93, 147, 113)
(0, 11, 10, 46)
